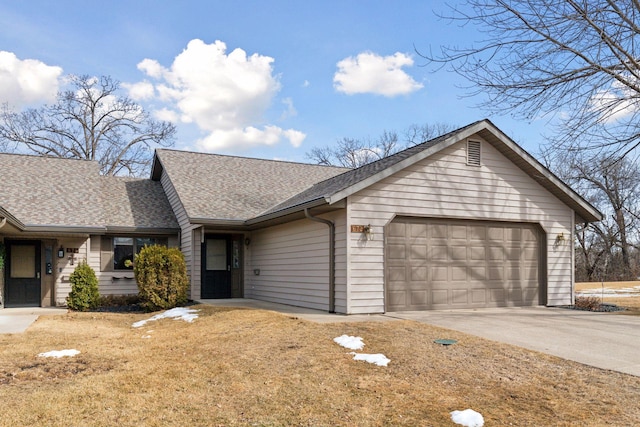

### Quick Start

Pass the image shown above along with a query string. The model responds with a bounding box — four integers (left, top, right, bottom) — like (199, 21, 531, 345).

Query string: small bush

(66, 261, 100, 311)
(134, 245, 188, 312)
(574, 296, 602, 311)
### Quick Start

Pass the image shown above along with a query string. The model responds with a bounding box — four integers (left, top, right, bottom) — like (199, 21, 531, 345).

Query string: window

(112, 237, 165, 270)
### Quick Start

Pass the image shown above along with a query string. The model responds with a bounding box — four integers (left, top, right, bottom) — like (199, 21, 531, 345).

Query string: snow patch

(132, 307, 200, 328)
(38, 349, 80, 358)
(350, 352, 390, 367)
(451, 409, 484, 427)
(333, 335, 365, 350)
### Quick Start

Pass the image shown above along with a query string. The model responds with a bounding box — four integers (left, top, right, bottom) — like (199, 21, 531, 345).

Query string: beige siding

(347, 137, 573, 314)
(54, 237, 90, 306)
(247, 212, 343, 312)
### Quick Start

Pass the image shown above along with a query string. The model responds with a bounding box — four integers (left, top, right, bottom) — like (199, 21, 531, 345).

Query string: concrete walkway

(0, 307, 67, 334)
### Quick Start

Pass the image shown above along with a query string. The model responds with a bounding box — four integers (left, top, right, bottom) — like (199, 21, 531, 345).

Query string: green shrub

(66, 261, 100, 311)
(134, 245, 188, 312)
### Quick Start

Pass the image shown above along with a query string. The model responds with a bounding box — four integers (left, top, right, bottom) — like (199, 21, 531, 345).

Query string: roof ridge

(0, 151, 98, 164)
(156, 148, 349, 170)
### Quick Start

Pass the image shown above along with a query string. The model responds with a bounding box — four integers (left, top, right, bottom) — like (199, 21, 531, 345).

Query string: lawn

(1, 305, 639, 426)
(576, 281, 640, 310)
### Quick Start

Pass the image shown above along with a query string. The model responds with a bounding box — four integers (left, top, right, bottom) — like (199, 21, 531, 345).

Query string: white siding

(247, 212, 344, 312)
(347, 137, 574, 314)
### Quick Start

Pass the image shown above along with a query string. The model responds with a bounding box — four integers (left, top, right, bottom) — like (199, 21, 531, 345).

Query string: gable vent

(467, 140, 481, 166)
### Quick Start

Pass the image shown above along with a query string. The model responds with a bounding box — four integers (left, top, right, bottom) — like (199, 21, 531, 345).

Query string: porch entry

(201, 234, 243, 299)
(4, 240, 41, 307)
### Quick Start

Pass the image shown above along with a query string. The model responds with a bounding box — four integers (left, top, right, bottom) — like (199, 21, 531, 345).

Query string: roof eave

(476, 122, 603, 223)
(0, 207, 25, 230)
(245, 198, 345, 230)
(327, 121, 487, 205)
(105, 226, 180, 235)
(20, 225, 107, 234)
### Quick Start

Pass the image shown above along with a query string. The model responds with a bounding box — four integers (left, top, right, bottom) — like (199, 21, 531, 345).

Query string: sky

(0, 0, 550, 164)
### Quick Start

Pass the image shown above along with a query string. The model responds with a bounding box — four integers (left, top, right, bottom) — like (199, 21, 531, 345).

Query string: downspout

(304, 208, 335, 313)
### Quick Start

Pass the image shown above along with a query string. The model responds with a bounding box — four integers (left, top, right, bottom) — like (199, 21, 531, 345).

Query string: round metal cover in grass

(434, 339, 457, 346)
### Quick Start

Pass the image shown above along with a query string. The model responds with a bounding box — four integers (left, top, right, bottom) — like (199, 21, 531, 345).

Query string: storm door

(201, 235, 232, 299)
(4, 240, 41, 307)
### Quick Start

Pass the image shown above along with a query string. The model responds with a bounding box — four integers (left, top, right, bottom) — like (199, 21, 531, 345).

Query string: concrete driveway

(387, 306, 640, 377)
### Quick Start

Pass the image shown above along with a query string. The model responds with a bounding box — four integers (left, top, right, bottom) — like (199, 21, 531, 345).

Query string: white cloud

(280, 97, 297, 120)
(123, 80, 155, 100)
(333, 51, 423, 97)
(133, 39, 304, 151)
(153, 107, 180, 123)
(0, 51, 62, 108)
(195, 125, 305, 151)
(589, 79, 639, 123)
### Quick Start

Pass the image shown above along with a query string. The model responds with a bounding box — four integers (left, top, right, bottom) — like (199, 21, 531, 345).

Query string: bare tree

(425, 1, 640, 160)
(550, 151, 640, 280)
(0, 75, 176, 176)
(307, 123, 455, 167)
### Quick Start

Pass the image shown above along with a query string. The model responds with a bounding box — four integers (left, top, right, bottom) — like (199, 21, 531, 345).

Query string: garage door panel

(470, 246, 486, 260)
(471, 289, 487, 303)
(451, 246, 467, 260)
(388, 223, 406, 237)
(431, 267, 448, 281)
(432, 289, 448, 305)
(387, 218, 542, 311)
(411, 266, 427, 281)
(410, 223, 427, 238)
(452, 289, 468, 304)
(410, 245, 427, 259)
(451, 266, 467, 281)
(489, 246, 507, 260)
(410, 290, 428, 305)
(388, 244, 406, 260)
(388, 267, 406, 281)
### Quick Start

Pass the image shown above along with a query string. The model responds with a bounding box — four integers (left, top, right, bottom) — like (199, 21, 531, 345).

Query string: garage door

(386, 218, 543, 311)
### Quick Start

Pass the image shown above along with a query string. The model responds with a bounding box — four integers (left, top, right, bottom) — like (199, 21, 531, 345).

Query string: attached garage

(386, 217, 545, 311)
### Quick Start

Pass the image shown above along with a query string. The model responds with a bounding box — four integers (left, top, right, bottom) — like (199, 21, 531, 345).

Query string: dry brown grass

(576, 281, 640, 310)
(1, 305, 639, 426)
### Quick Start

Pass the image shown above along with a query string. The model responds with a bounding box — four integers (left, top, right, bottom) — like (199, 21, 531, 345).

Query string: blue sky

(0, 1, 549, 163)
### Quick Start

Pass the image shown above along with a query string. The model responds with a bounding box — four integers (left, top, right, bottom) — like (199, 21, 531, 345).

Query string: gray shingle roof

(0, 153, 179, 230)
(0, 153, 105, 227)
(101, 176, 179, 229)
(154, 149, 348, 221)
(264, 121, 481, 215)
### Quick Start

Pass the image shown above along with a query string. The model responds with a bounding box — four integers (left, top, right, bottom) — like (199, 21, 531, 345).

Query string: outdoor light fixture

(245, 238, 251, 246)
(57, 246, 65, 258)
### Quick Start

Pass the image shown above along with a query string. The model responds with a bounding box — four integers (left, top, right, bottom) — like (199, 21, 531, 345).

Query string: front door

(201, 235, 231, 299)
(4, 240, 41, 307)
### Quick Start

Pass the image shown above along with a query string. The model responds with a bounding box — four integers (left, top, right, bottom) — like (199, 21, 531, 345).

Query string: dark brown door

(4, 240, 41, 307)
(201, 236, 231, 299)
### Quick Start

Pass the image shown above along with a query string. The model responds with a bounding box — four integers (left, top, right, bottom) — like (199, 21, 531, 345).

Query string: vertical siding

(247, 213, 342, 311)
(347, 137, 574, 314)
